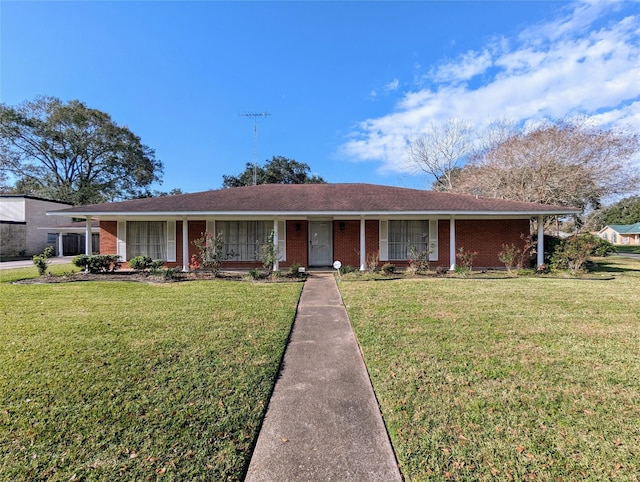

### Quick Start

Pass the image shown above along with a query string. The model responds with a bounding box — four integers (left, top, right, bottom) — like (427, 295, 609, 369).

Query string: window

(127, 221, 166, 259)
(218, 221, 271, 261)
(388, 220, 428, 260)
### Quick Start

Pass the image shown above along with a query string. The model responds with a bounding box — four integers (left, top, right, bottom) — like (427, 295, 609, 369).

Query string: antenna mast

(239, 111, 271, 185)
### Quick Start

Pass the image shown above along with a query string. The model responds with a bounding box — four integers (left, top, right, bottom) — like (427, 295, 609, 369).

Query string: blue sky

(2, 1, 639, 193)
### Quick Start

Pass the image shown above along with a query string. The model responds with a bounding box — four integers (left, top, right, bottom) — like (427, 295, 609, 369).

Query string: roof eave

(47, 209, 580, 218)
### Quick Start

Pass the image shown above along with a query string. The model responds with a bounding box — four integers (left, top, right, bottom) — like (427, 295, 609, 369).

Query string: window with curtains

(218, 221, 271, 261)
(126, 221, 167, 260)
(388, 220, 429, 260)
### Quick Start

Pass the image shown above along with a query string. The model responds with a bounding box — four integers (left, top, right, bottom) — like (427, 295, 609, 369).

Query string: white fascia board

(47, 208, 580, 218)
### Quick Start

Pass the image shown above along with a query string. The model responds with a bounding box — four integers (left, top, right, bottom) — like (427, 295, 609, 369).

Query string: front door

(309, 221, 332, 266)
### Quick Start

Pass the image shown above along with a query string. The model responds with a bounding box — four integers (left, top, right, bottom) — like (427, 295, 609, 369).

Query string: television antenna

(239, 111, 271, 185)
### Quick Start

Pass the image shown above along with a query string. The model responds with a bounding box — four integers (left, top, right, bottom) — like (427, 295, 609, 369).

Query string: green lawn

(615, 245, 640, 254)
(340, 257, 640, 481)
(0, 271, 302, 481)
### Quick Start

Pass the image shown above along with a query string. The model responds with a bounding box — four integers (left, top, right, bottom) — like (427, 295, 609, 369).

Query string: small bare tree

(406, 118, 474, 191)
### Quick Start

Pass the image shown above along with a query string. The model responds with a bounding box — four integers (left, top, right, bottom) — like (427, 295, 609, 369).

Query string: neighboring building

(598, 223, 640, 246)
(0, 195, 73, 258)
(48, 183, 580, 270)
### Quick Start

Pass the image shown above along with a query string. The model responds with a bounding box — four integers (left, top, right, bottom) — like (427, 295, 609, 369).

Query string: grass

(615, 245, 640, 254)
(0, 271, 302, 480)
(340, 257, 640, 481)
(0, 263, 79, 284)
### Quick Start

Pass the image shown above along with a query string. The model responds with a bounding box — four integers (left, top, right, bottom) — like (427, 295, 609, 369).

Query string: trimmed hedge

(72, 254, 121, 273)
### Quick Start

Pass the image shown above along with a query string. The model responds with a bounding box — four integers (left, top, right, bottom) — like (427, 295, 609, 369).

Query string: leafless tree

(406, 118, 474, 191)
(451, 119, 640, 218)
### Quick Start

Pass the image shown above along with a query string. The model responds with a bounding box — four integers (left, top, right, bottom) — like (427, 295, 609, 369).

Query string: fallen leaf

(517, 445, 525, 454)
(156, 467, 166, 475)
(281, 437, 288, 443)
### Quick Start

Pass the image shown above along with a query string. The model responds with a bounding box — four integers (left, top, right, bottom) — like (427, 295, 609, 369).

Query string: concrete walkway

(245, 273, 402, 481)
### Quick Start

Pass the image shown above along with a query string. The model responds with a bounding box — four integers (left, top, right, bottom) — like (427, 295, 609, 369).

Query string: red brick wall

(383, 218, 530, 269)
(100, 221, 117, 255)
(283, 220, 308, 268)
(100, 217, 532, 271)
(366, 220, 380, 266)
(455, 219, 530, 267)
(333, 220, 359, 267)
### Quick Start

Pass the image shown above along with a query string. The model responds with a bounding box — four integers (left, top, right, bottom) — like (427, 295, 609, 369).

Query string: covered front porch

(74, 215, 547, 272)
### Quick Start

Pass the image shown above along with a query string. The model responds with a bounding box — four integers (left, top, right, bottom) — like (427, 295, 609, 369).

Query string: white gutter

(48, 209, 580, 218)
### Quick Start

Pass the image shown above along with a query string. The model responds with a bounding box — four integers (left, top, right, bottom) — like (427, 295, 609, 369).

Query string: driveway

(0, 256, 76, 270)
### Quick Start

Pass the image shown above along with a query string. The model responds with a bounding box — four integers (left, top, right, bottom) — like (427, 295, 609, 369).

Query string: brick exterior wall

(333, 220, 360, 267)
(282, 220, 308, 268)
(98, 218, 532, 270)
(100, 221, 118, 255)
(455, 219, 531, 268)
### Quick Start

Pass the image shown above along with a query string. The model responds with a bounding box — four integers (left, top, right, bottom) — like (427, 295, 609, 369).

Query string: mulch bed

(13, 270, 306, 285)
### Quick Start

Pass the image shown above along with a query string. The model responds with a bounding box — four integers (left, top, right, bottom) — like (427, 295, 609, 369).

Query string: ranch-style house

(48, 183, 580, 271)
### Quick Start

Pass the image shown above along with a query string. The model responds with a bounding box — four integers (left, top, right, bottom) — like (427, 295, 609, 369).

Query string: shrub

(498, 243, 520, 274)
(129, 255, 153, 272)
(259, 229, 279, 274)
(32, 246, 54, 276)
(366, 252, 379, 273)
(381, 263, 395, 274)
(550, 233, 613, 273)
(339, 265, 358, 275)
(192, 230, 225, 276)
(456, 247, 478, 273)
(73, 254, 121, 273)
(408, 245, 430, 273)
(288, 263, 306, 278)
(247, 268, 261, 280)
(150, 259, 165, 272)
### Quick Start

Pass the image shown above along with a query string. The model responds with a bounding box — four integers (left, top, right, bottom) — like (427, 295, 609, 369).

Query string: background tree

(406, 118, 474, 191)
(450, 119, 640, 220)
(222, 156, 326, 187)
(0, 96, 163, 205)
(586, 196, 640, 230)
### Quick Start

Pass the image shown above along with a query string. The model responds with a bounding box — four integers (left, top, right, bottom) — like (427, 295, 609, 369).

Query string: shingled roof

(48, 183, 579, 217)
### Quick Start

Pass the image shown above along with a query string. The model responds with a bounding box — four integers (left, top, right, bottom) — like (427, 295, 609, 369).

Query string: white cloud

(385, 78, 400, 91)
(340, 0, 640, 175)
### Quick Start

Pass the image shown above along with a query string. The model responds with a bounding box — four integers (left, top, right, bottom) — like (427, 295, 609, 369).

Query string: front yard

(2, 257, 639, 480)
(340, 256, 640, 480)
(0, 268, 302, 480)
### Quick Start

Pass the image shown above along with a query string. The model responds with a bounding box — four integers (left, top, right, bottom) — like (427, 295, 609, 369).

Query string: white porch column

(85, 218, 92, 255)
(449, 216, 456, 271)
(537, 215, 544, 267)
(182, 218, 189, 272)
(57, 232, 64, 257)
(359, 218, 366, 271)
(272, 219, 279, 272)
